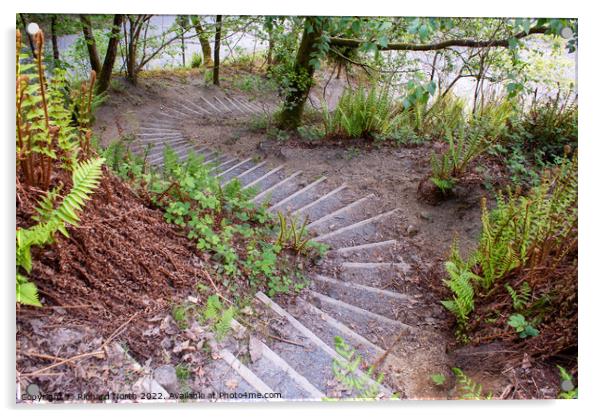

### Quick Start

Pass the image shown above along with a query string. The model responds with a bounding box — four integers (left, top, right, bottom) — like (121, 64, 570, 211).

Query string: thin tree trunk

(190, 16, 213, 67)
(176, 15, 187, 67)
(97, 14, 124, 94)
(212, 15, 222, 86)
(79, 15, 101, 73)
(18, 14, 37, 59)
(124, 16, 138, 85)
(266, 30, 274, 70)
(277, 18, 322, 130)
(50, 15, 59, 61)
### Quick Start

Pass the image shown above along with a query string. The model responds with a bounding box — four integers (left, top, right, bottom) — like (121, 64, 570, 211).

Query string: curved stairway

(127, 94, 448, 401)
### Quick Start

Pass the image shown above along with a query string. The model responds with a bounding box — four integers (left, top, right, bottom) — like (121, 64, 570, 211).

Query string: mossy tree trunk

(190, 15, 213, 67)
(79, 15, 101, 74)
(277, 18, 322, 130)
(96, 14, 124, 94)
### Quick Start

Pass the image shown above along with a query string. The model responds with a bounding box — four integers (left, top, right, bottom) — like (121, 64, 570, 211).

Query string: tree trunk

(97, 14, 124, 94)
(79, 15, 101, 73)
(124, 16, 138, 85)
(176, 15, 187, 67)
(190, 15, 212, 67)
(212, 15, 222, 86)
(266, 30, 274, 70)
(277, 18, 322, 130)
(18, 14, 37, 59)
(50, 15, 59, 61)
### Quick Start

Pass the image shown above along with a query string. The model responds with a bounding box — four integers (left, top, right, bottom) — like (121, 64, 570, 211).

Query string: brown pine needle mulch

(17, 169, 212, 361)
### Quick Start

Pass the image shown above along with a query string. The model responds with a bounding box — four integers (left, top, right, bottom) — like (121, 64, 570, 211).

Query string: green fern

(323, 84, 401, 139)
(203, 294, 222, 321)
(201, 294, 235, 341)
(505, 282, 531, 311)
(452, 367, 492, 400)
(215, 306, 235, 342)
(441, 260, 477, 323)
(16, 157, 104, 307)
(332, 336, 384, 399)
(53, 158, 104, 231)
(442, 155, 577, 327)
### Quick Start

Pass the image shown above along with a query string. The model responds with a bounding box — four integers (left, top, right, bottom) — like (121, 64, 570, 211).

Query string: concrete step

(203, 349, 274, 402)
(311, 274, 422, 325)
(251, 171, 303, 205)
(228, 320, 325, 400)
(326, 240, 400, 263)
(268, 176, 328, 213)
(255, 292, 393, 398)
(312, 208, 401, 249)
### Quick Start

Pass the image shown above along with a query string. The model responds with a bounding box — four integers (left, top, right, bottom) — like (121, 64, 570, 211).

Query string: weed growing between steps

(103, 142, 326, 302)
(328, 336, 393, 400)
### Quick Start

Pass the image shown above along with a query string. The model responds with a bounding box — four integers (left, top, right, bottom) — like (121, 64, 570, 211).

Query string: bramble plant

(507, 313, 539, 338)
(104, 144, 319, 299)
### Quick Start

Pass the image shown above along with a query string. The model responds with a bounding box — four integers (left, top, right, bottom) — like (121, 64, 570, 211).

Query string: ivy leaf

(377, 35, 388, 48)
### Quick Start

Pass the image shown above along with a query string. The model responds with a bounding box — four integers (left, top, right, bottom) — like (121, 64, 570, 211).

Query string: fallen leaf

(225, 379, 238, 390)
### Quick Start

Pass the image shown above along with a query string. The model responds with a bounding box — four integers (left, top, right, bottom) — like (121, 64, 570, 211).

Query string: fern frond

(54, 157, 104, 229)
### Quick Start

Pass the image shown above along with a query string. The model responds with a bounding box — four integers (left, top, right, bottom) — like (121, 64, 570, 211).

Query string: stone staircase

(127, 95, 447, 401)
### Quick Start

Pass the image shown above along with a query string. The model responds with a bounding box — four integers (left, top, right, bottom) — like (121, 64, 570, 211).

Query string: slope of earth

(16, 170, 218, 401)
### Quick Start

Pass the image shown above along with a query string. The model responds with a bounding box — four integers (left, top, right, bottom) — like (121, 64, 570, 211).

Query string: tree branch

(329, 26, 548, 51)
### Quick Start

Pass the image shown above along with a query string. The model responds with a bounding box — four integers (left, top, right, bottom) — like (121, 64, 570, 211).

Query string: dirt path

(89, 71, 502, 399)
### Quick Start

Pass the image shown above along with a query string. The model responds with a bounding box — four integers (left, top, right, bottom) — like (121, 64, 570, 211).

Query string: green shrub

(322, 85, 401, 139)
(441, 155, 577, 325)
(429, 127, 491, 193)
(469, 95, 515, 140)
(191, 52, 203, 68)
(506, 95, 577, 164)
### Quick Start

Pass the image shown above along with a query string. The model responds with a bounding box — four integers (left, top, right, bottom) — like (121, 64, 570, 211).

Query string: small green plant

(190, 52, 203, 69)
(507, 314, 539, 338)
(297, 125, 325, 142)
(175, 363, 191, 382)
(440, 258, 477, 326)
(452, 368, 492, 400)
(430, 373, 447, 386)
(276, 212, 311, 254)
(557, 365, 578, 399)
(505, 282, 531, 312)
(332, 336, 385, 399)
(202, 295, 236, 342)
